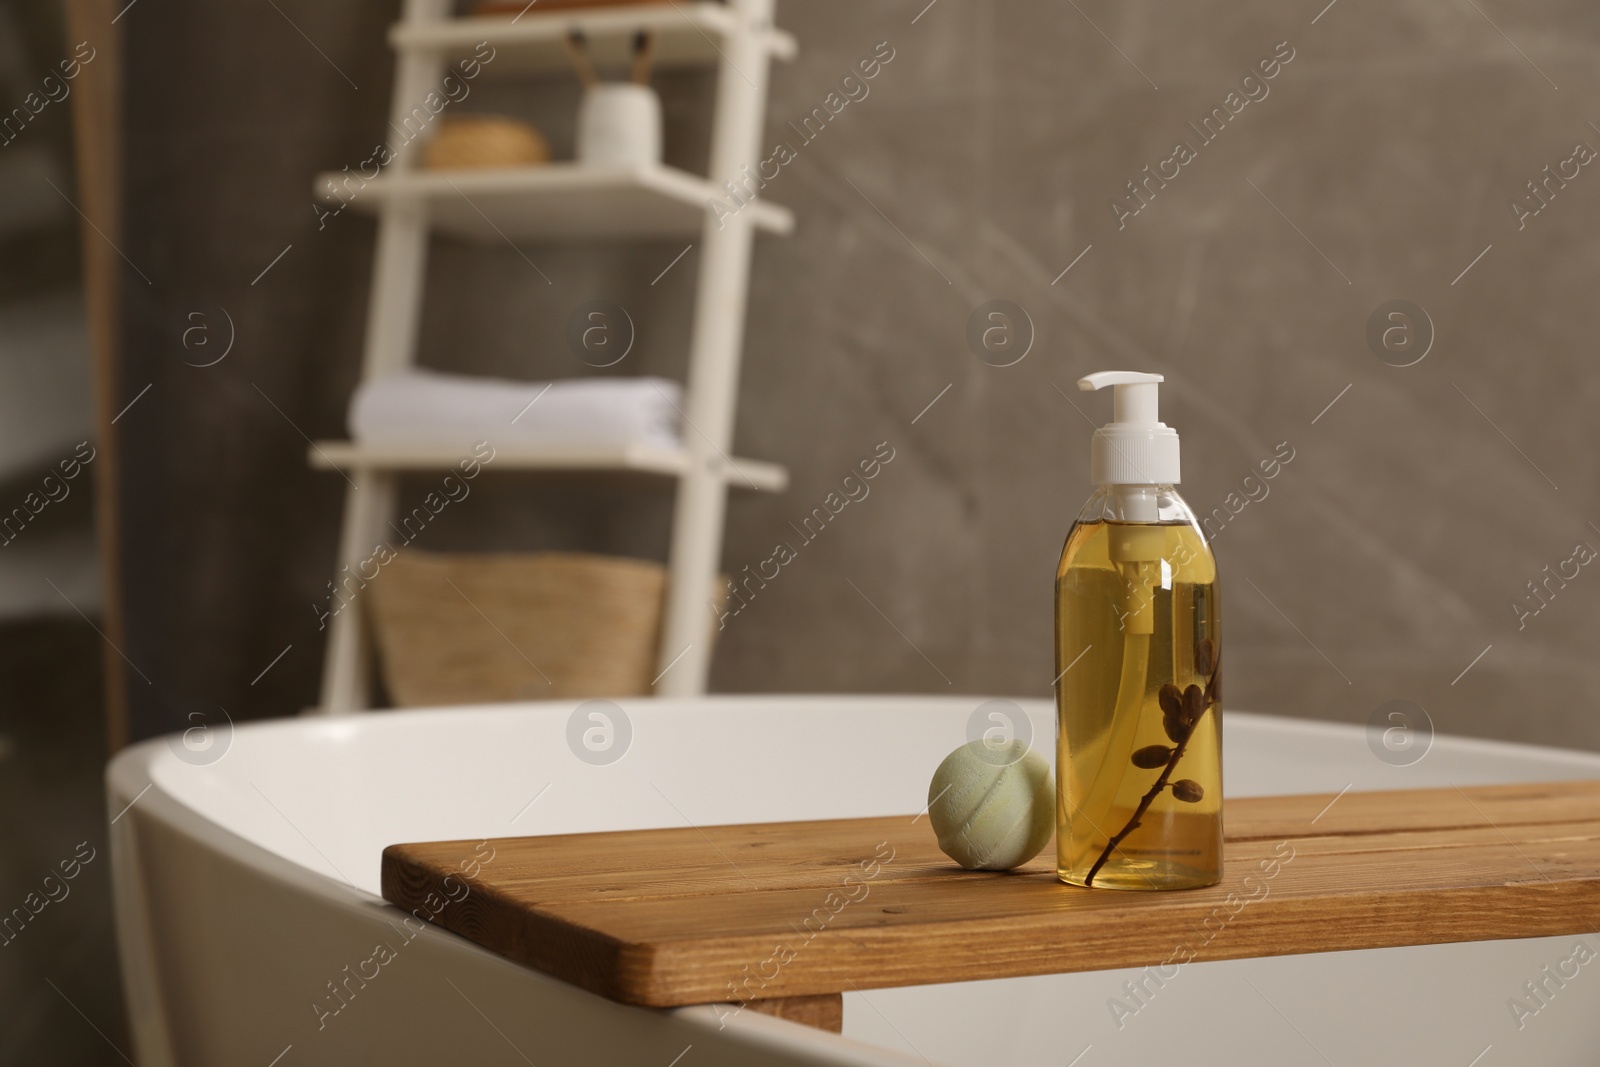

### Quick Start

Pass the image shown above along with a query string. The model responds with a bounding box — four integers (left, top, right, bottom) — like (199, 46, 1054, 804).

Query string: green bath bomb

(928, 740, 1055, 871)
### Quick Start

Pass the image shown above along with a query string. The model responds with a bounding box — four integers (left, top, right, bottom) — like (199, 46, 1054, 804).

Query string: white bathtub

(108, 696, 1600, 1066)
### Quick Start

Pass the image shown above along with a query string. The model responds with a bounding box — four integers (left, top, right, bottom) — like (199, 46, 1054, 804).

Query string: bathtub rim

(104, 695, 1600, 1065)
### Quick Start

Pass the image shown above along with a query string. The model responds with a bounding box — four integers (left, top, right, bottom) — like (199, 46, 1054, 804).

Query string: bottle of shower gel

(1055, 371, 1221, 890)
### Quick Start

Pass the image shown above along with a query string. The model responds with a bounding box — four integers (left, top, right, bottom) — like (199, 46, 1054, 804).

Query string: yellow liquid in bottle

(1055, 519, 1222, 890)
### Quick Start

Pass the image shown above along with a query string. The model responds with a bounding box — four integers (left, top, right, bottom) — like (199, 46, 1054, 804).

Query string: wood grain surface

(381, 781, 1600, 1012)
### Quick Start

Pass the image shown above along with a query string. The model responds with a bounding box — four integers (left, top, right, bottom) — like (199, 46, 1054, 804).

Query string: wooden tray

(382, 780, 1600, 1031)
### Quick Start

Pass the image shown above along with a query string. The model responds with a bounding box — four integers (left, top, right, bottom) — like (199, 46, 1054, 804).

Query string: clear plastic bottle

(1055, 374, 1222, 891)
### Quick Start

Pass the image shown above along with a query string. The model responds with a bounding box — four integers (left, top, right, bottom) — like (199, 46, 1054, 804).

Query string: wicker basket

(368, 550, 681, 707)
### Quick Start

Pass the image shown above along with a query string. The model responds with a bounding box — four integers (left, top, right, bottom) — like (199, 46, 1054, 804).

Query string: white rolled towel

(349, 371, 684, 452)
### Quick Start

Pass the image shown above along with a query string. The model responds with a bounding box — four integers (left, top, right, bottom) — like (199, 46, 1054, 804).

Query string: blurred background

(7, 0, 1600, 1061)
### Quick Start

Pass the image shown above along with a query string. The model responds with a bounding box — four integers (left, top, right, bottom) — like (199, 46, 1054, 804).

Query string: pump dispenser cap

(1077, 371, 1180, 485)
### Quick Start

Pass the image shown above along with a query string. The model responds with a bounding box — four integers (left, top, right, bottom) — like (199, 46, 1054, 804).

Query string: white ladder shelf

(312, 0, 793, 713)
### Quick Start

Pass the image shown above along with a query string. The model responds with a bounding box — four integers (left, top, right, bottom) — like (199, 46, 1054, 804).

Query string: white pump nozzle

(1078, 371, 1163, 424)
(1077, 369, 1180, 490)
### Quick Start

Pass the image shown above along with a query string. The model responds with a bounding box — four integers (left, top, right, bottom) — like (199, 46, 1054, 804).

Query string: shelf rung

(315, 162, 792, 243)
(389, 3, 797, 77)
(309, 440, 787, 493)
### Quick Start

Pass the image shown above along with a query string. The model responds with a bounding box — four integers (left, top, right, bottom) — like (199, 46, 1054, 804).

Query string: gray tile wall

(120, 1, 1600, 750)
(709, 1, 1600, 751)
